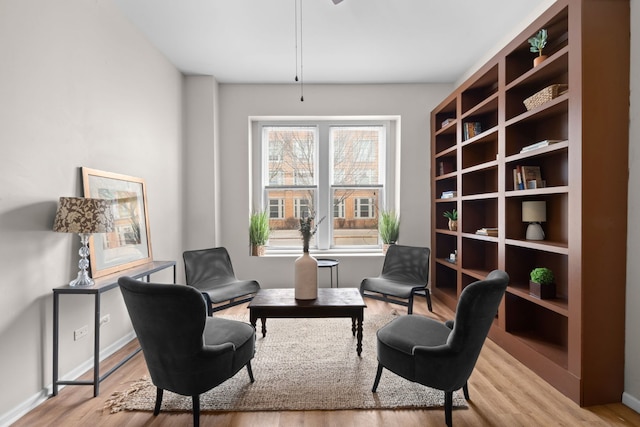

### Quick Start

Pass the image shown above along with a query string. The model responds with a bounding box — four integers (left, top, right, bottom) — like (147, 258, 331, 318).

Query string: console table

(52, 260, 176, 397)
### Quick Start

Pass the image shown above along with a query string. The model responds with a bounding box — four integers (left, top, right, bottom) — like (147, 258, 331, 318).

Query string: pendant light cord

(294, 0, 304, 101)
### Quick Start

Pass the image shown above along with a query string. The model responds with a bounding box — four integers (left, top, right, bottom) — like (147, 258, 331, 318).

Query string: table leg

(351, 317, 356, 336)
(260, 317, 267, 337)
(356, 312, 363, 357)
(53, 292, 59, 396)
(94, 293, 101, 397)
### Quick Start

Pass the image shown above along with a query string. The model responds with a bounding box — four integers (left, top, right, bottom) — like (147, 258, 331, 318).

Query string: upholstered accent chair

(372, 269, 509, 427)
(118, 276, 256, 427)
(360, 244, 432, 314)
(183, 247, 261, 315)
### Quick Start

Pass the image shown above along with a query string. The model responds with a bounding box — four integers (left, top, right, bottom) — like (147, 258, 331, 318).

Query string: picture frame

(81, 167, 153, 278)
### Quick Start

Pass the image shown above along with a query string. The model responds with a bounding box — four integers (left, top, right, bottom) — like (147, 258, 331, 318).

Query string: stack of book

(463, 122, 482, 140)
(441, 191, 457, 199)
(475, 228, 498, 236)
(520, 139, 565, 153)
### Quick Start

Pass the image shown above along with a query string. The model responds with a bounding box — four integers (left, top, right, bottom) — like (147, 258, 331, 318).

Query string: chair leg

(192, 395, 200, 427)
(153, 387, 163, 416)
(246, 361, 255, 383)
(408, 294, 414, 314)
(444, 391, 453, 427)
(372, 363, 384, 392)
(463, 382, 470, 400)
(425, 288, 433, 312)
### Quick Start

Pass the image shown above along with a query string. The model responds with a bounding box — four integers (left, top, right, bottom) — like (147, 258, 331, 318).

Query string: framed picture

(82, 167, 153, 278)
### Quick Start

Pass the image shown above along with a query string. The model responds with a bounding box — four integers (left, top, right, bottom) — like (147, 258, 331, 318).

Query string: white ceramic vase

(294, 251, 318, 300)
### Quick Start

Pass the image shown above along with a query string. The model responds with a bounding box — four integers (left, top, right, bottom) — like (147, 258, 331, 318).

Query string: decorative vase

(448, 220, 458, 231)
(529, 280, 556, 299)
(295, 251, 318, 300)
(251, 245, 265, 256)
(533, 55, 547, 67)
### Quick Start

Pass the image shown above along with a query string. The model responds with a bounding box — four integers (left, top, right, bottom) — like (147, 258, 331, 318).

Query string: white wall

(215, 84, 452, 289)
(0, 0, 183, 422)
(624, 0, 640, 412)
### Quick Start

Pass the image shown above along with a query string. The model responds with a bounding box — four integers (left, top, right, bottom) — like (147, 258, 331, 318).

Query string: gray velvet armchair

(360, 244, 432, 313)
(372, 269, 509, 426)
(118, 276, 256, 427)
(183, 247, 261, 315)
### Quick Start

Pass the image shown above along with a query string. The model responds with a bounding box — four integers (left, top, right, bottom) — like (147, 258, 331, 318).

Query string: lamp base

(526, 222, 545, 240)
(70, 270, 95, 287)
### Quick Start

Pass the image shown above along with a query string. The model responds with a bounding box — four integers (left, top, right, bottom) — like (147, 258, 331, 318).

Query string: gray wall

(0, 0, 183, 421)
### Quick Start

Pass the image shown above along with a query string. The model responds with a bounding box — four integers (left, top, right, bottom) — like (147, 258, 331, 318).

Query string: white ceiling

(113, 0, 554, 84)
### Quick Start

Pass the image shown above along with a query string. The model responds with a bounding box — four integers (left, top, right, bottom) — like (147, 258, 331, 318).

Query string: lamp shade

(522, 201, 546, 223)
(53, 197, 114, 234)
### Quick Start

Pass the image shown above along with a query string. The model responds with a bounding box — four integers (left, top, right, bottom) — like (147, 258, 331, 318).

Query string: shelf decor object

(529, 267, 556, 299)
(53, 197, 114, 287)
(430, 0, 629, 406)
(528, 28, 548, 67)
(522, 201, 546, 240)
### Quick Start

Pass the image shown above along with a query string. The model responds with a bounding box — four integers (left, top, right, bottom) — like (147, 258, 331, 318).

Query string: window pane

(266, 188, 317, 248)
(331, 127, 383, 185)
(265, 126, 315, 186)
(332, 188, 379, 246)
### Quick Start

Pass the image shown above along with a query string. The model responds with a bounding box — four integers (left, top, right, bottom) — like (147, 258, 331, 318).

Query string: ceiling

(113, 0, 554, 84)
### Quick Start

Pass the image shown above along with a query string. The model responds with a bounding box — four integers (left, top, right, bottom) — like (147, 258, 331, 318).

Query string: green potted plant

(529, 267, 555, 299)
(379, 210, 399, 252)
(528, 28, 548, 67)
(443, 209, 458, 231)
(249, 210, 270, 256)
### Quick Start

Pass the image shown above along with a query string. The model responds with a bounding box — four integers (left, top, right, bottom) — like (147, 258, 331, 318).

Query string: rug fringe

(103, 376, 152, 414)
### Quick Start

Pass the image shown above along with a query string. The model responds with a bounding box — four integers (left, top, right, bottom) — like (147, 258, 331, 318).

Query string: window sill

(259, 249, 386, 258)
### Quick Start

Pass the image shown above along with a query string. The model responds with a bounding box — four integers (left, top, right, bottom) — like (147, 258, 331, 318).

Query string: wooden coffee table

(248, 288, 367, 356)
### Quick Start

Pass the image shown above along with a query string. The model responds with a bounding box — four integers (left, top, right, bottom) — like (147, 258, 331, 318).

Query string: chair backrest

(380, 244, 430, 286)
(446, 270, 509, 377)
(183, 247, 237, 288)
(118, 277, 207, 375)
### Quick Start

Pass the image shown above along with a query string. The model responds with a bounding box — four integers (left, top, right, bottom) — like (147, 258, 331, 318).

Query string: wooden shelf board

(505, 186, 569, 197)
(506, 46, 570, 91)
(506, 329, 568, 369)
(461, 268, 490, 281)
(435, 228, 457, 236)
(435, 171, 457, 181)
(505, 94, 568, 126)
(461, 125, 498, 145)
(461, 192, 499, 201)
(434, 145, 457, 158)
(461, 92, 499, 120)
(505, 238, 568, 255)
(435, 120, 457, 136)
(461, 159, 498, 175)
(435, 257, 458, 269)
(506, 284, 569, 317)
(461, 232, 498, 242)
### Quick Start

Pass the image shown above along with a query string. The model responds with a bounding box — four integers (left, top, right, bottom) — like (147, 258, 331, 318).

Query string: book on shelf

(476, 228, 498, 236)
(513, 165, 544, 190)
(441, 191, 457, 199)
(441, 118, 455, 128)
(463, 122, 482, 140)
(438, 161, 454, 176)
(520, 139, 564, 153)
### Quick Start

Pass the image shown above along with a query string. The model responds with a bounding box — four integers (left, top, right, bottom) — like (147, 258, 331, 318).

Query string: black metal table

(52, 260, 176, 397)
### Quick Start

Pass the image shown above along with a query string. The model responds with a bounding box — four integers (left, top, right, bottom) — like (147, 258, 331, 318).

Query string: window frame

(251, 117, 400, 254)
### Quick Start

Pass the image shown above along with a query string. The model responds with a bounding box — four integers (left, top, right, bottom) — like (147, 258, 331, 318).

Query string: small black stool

(316, 258, 340, 288)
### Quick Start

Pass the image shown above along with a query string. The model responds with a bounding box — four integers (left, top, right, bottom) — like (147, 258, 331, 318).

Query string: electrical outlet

(74, 325, 88, 341)
(100, 314, 110, 326)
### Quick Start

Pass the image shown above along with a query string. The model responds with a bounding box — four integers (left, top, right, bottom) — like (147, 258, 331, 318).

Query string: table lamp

(522, 200, 546, 240)
(53, 197, 114, 287)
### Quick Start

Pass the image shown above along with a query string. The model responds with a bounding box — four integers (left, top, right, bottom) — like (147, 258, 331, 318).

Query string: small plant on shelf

(528, 29, 548, 67)
(529, 267, 556, 299)
(443, 209, 458, 231)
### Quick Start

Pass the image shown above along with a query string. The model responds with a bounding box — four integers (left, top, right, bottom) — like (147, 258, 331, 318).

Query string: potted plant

(443, 209, 458, 231)
(379, 210, 399, 252)
(529, 267, 555, 299)
(528, 28, 548, 67)
(249, 210, 270, 256)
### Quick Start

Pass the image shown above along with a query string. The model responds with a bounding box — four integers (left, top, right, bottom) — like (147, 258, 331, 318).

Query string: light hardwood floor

(13, 295, 640, 426)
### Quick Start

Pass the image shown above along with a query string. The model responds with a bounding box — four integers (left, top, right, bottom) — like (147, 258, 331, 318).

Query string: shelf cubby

(462, 166, 497, 196)
(461, 238, 497, 273)
(505, 193, 568, 244)
(461, 198, 497, 234)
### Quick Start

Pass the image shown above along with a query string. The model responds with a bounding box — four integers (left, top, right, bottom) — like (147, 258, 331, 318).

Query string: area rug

(105, 313, 466, 413)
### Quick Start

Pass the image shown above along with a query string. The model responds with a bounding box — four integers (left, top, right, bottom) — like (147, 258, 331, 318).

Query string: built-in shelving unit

(430, 0, 629, 406)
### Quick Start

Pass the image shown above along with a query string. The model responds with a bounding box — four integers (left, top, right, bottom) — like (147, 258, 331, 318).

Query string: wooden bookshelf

(429, 0, 629, 406)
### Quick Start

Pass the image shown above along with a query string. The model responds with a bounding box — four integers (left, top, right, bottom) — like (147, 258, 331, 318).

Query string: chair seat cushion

(376, 315, 451, 381)
(205, 317, 255, 372)
(200, 279, 260, 303)
(361, 277, 422, 298)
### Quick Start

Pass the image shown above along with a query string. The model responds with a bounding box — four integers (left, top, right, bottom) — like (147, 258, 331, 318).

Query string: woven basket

(523, 84, 568, 111)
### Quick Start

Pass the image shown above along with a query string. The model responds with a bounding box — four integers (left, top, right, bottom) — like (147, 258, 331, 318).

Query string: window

(256, 119, 396, 251)
(269, 199, 284, 219)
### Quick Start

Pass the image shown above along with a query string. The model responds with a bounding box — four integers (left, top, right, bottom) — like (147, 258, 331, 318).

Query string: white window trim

(249, 116, 401, 255)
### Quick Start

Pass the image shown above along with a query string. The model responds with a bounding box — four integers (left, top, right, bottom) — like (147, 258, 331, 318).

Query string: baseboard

(0, 332, 136, 427)
(622, 391, 640, 414)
